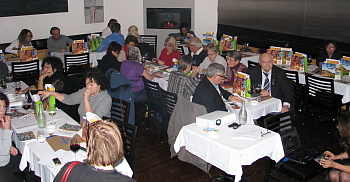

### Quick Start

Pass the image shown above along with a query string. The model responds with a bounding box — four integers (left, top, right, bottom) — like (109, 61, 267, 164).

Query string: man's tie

(263, 72, 270, 91)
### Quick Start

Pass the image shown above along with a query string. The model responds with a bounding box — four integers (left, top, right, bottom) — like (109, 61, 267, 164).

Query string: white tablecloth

(174, 123, 284, 182)
(226, 97, 282, 124)
(51, 51, 105, 67)
(240, 52, 260, 66)
(152, 72, 170, 91)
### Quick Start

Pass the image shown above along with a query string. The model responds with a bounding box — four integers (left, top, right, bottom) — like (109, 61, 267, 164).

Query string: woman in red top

(153, 36, 180, 67)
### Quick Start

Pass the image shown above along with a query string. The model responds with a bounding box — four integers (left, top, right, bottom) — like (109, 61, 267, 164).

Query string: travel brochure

(72, 40, 89, 54)
(19, 46, 38, 62)
(340, 56, 350, 77)
(290, 52, 307, 72)
(322, 59, 341, 79)
(88, 34, 103, 51)
(233, 72, 250, 97)
(202, 32, 215, 45)
(266, 46, 294, 65)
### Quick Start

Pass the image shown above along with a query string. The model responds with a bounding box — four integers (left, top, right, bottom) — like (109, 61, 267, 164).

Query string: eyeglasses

(217, 75, 228, 79)
(42, 66, 52, 69)
(164, 44, 172, 47)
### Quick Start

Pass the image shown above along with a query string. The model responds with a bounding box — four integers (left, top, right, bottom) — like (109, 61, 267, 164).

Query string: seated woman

(316, 40, 342, 67)
(198, 42, 227, 74)
(226, 50, 248, 85)
(120, 47, 160, 104)
(168, 23, 196, 43)
(5, 29, 33, 54)
(168, 55, 199, 100)
(320, 111, 350, 182)
(127, 25, 142, 43)
(153, 36, 180, 67)
(54, 120, 136, 182)
(122, 35, 141, 62)
(39, 69, 112, 123)
(98, 41, 122, 74)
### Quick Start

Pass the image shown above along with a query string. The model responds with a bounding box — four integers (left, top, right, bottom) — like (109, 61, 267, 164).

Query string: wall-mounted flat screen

(0, 0, 68, 17)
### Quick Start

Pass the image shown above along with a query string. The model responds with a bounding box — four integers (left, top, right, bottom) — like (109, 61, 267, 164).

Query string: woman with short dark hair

(39, 68, 112, 123)
(226, 50, 248, 85)
(98, 41, 122, 74)
(54, 120, 136, 182)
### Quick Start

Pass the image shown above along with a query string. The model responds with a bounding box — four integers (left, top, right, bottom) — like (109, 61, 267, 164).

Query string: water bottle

(238, 101, 247, 125)
(35, 101, 46, 129)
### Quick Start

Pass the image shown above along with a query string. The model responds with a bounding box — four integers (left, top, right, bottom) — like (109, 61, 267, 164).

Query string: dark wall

(217, 24, 350, 59)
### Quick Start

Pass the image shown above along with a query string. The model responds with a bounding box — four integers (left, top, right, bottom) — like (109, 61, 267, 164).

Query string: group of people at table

(1, 18, 350, 181)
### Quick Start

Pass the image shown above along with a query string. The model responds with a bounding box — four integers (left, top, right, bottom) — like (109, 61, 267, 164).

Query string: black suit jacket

(248, 65, 294, 106)
(189, 49, 207, 66)
(192, 76, 232, 113)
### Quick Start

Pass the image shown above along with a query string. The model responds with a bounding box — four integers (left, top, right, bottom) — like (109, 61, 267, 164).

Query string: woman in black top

(98, 41, 122, 74)
(316, 40, 342, 67)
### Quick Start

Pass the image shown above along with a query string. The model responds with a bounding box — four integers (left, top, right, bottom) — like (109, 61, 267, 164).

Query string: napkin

(17, 131, 36, 141)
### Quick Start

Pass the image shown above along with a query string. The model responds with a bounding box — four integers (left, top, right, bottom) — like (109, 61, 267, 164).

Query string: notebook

(280, 127, 317, 165)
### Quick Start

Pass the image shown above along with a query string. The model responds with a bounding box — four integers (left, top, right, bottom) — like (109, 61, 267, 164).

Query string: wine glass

(15, 82, 21, 98)
(22, 101, 31, 110)
(255, 83, 262, 94)
(70, 138, 80, 160)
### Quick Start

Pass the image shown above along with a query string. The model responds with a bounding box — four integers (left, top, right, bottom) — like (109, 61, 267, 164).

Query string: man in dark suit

(248, 53, 294, 113)
(188, 37, 207, 66)
(192, 63, 241, 113)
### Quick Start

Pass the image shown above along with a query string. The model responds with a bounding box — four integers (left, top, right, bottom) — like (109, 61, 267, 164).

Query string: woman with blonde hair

(54, 120, 136, 182)
(153, 36, 180, 67)
(127, 25, 141, 43)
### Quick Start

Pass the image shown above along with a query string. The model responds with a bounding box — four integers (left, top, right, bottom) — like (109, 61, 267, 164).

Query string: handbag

(61, 161, 82, 182)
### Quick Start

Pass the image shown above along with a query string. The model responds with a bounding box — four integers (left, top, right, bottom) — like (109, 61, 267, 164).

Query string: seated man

(47, 27, 73, 54)
(188, 37, 207, 66)
(192, 63, 241, 113)
(248, 53, 294, 113)
(168, 55, 199, 100)
(97, 23, 124, 52)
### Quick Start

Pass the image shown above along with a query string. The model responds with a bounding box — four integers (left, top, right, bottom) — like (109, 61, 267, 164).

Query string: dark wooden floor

(132, 109, 342, 182)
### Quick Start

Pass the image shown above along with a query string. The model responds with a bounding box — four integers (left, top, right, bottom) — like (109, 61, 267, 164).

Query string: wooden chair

(64, 53, 89, 77)
(159, 88, 178, 141)
(247, 60, 259, 67)
(263, 112, 324, 182)
(140, 35, 157, 55)
(305, 73, 343, 120)
(103, 117, 138, 170)
(12, 60, 39, 86)
(110, 97, 131, 124)
(142, 77, 163, 127)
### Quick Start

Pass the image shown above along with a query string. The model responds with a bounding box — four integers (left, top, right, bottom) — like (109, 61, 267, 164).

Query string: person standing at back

(102, 19, 118, 38)
(97, 23, 124, 52)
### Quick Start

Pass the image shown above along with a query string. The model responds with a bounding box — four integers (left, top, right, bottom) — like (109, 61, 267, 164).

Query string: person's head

(107, 41, 122, 58)
(50, 27, 61, 40)
(206, 63, 227, 85)
(128, 25, 139, 37)
(127, 46, 139, 61)
(18, 29, 33, 45)
(180, 23, 190, 36)
(259, 53, 274, 73)
(178, 55, 193, 73)
(324, 40, 337, 56)
(0, 93, 9, 118)
(226, 50, 242, 67)
(206, 43, 219, 61)
(107, 19, 118, 27)
(110, 23, 121, 33)
(86, 120, 124, 167)
(83, 68, 107, 92)
(188, 37, 202, 53)
(337, 112, 350, 150)
(125, 35, 138, 48)
(164, 36, 178, 52)
(42, 56, 64, 77)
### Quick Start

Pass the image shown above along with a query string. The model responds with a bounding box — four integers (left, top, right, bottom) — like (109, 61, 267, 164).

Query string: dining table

(4, 82, 133, 182)
(51, 51, 106, 67)
(174, 122, 285, 182)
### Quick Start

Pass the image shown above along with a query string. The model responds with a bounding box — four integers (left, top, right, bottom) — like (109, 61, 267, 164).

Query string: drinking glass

(255, 83, 262, 94)
(15, 81, 21, 92)
(70, 138, 80, 160)
(22, 101, 31, 110)
(47, 107, 57, 132)
(37, 130, 46, 143)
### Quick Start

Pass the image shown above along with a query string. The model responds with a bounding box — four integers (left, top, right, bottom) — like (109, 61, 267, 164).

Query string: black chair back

(247, 60, 259, 67)
(110, 97, 131, 124)
(285, 70, 299, 85)
(103, 117, 138, 170)
(263, 111, 293, 133)
(142, 77, 163, 116)
(140, 35, 157, 55)
(12, 60, 39, 86)
(159, 88, 178, 140)
(64, 53, 89, 77)
(305, 73, 335, 108)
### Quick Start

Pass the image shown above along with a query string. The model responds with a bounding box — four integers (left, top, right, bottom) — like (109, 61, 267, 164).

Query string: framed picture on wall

(84, 0, 104, 24)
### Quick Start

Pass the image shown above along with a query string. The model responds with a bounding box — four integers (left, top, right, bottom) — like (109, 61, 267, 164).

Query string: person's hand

(260, 89, 270, 96)
(191, 66, 199, 75)
(84, 88, 93, 99)
(60, 49, 66, 52)
(324, 151, 335, 160)
(10, 146, 18, 156)
(202, 69, 207, 74)
(39, 73, 48, 81)
(158, 60, 165, 65)
(320, 158, 335, 168)
(16, 89, 26, 94)
(152, 58, 159, 63)
(38, 90, 53, 100)
(0, 116, 11, 130)
(229, 96, 242, 103)
(281, 105, 289, 113)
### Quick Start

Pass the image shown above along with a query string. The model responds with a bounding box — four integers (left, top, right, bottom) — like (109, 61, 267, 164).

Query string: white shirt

(102, 27, 112, 38)
(199, 55, 227, 73)
(190, 47, 204, 57)
(261, 69, 290, 107)
(5, 39, 32, 54)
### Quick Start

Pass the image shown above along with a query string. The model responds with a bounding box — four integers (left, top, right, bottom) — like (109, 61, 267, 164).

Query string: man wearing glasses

(193, 63, 241, 113)
(248, 53, 293, 113)
(47, 27, 73, 54)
